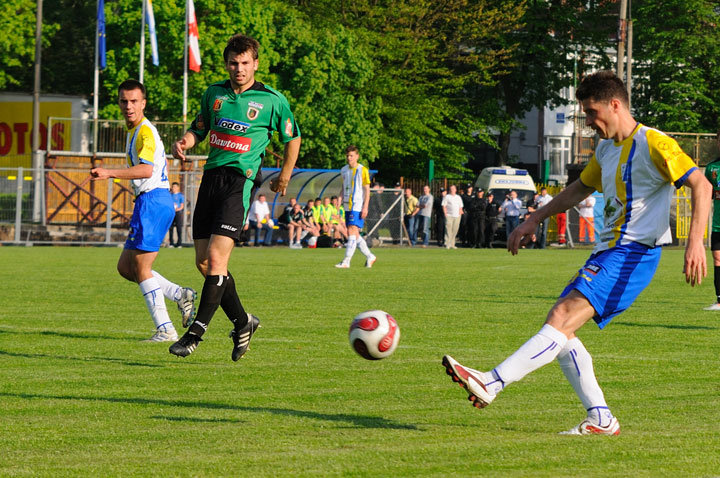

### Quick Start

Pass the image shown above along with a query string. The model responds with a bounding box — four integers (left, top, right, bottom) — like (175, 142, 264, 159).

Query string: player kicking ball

(443, 71, 711, 435)
(91, 79, 196, 342)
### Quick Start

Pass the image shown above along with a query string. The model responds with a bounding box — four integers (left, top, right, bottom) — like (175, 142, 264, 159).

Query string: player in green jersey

(703, 131, 720, 310)
(169, 34, 301, 359)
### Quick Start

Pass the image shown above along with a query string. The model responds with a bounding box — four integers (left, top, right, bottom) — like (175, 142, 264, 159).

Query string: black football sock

(188, 275, 228, 337)
(221, 271, 249, 329)
(715, 266, 720, 302)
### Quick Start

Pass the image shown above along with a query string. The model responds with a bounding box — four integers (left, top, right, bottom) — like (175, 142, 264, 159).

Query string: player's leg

(151, 270, 196, 327)
(337, 223, 358, 268)
(704, 232, 720, 310)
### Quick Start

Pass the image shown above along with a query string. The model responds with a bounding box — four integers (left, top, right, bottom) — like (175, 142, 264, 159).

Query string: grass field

(1, 245, 719, 477)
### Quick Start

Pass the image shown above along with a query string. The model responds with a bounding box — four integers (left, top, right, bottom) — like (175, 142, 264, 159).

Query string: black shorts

(193, 166, 254, 240)
(711, 231, 720, 251)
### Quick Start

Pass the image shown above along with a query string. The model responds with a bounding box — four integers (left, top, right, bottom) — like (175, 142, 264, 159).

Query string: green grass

(1, 245, 719, 477)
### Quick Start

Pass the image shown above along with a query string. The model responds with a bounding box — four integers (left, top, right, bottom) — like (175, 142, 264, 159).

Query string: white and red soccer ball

(348, 310, 400, 360)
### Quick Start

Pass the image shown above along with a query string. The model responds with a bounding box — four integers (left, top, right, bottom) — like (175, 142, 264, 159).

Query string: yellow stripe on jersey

(646, 129, 697, 184)
(579, 155, 602, 192)
(135, 124, 157, 165)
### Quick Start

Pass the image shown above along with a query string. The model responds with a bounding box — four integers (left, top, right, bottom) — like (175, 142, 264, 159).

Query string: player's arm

(270, 137, 301, 196)
(91, 163, 153, 181)
(682, 169, 711, 286)
(360, 184, 370, 219)
(507, 179, 595, 255)
(172, 130, 199, 161)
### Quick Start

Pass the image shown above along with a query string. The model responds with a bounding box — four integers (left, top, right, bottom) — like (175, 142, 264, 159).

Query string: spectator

(442, 184, 464, 249)
(535, 187, 553, 249)
(416, 185, 434, 248)
(330, 195, 348, 246)
(501, 190, 522, 238)
(303, 199, 320, 247)
(169, 181, 184, 248)
(434, 187, 447, 247)
(403, 187, 419, 246)
(277, 197, 298, 244)
(578, 194, 596, 244)
(459, 184, 474, 246)
(485, 192, 500, 248)
(472, 189, 487, 248)
(248, 194, 274, 246)
(287, 202, 305, 249)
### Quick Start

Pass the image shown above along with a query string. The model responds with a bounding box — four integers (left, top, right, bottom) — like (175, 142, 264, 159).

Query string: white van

(474, 166, 537, 242)
(474, 166, 537, 208)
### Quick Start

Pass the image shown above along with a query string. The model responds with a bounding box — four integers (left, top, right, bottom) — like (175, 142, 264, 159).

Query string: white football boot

(559, 417, 620, 436)
(442, 355, 496, 409)
(143, 329, 179, 342)
(703, 303, 720, 311)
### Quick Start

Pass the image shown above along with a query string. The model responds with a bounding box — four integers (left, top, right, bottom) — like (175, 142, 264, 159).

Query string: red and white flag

(188, 0, 201, 72)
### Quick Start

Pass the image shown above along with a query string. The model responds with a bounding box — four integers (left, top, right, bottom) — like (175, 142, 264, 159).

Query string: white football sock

(493, 324, 568, 386)
(356, 235, 373, 258)
(557, 337, 613, 425)
(344, 235, 358, 261)
(152, 270, 182, 302)
(139, 277, 175, 332)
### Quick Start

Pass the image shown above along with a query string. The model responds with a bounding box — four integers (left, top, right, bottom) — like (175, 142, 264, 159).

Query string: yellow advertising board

(0, 101, 72, 169)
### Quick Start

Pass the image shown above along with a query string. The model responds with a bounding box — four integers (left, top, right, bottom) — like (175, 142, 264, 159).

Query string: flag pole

(93, 0, 101, 155)
(139, 0, 146, 83)
(183, 0, 189, 124)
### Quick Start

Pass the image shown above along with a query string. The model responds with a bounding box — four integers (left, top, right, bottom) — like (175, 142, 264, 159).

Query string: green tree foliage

(630, 0, 720, 132)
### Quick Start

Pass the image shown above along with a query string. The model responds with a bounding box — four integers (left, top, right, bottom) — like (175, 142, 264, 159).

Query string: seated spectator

(312, 198, 325, 235)
(303, 200, 321, 247)
(330, 195, 348, 246)
(277, 197, 298, 245)
(287, 203, 306, 249)
(319, 196, 333, 236)
(248, 194, 274, 246)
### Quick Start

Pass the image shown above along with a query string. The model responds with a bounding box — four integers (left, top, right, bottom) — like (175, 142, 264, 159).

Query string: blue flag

(146, 0, 159, 66)
(97, 0, 106, 69)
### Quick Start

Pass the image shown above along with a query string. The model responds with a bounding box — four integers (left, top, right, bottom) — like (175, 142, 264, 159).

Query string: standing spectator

(501, 190, 522, 238)
(557, 211, 567, 245)
(90, 79, 196, 342)
(473, 189, 487, 248)
(485, 192, 500, 248)
(169, 182, 185, 248)
(416, 185, 434, 248)
(578, 195, 596, 244)
(248, 194, 274, 246)
(535, 187, 553, 249)
(463, 186, 479, 247)
(403, 187, 419, 246)
(434, 188, 447, 247)
(442, 184, 464, 249)
(459, 184, 474, 245)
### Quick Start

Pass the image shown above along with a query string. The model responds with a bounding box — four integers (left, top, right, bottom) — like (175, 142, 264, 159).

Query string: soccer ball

(348, 310, 400, 360)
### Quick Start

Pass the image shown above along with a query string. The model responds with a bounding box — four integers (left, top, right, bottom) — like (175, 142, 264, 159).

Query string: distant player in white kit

(335, 145, 376, 269)
(91, 79, 196, 342)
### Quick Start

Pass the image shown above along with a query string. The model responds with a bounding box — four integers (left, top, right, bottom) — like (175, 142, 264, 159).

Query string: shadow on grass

(150, 415, 244, 424)
(0, 391, 419, 430)
(613, 321, 716, 331)
(0, 349, 163, 368)
(0, 328, 132, 341)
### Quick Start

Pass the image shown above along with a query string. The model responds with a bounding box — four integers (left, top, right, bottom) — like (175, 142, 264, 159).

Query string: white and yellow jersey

(125, 117, 169, 196)
(341, 163, 370, 212)
(580, 123, 697, 252)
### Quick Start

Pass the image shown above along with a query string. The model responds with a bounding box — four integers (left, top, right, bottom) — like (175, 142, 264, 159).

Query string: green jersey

(189, 80, 300, 179)
(705, 158, 720, 232)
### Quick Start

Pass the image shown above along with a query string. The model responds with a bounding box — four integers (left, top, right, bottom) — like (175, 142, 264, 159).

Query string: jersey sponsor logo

(220, 224, 238, 232)
(213, 99, 223, 112)
(584, 264, 600, 275)
(215, 117, 250, 133)
(247, 107, 260, 121)
(248, 101, 264, 109)
(209, 131, 252, 154)
(284, 118, 293, 136)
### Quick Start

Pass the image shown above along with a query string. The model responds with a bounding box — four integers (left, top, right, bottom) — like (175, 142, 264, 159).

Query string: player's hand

(270, 175, 289, 195)
(172, 138, 187, 161)
(360, 206, 368, 219)
(683, 239, 706, 287)
(507, 217, 539, 255)
(90, 167, 109, 180)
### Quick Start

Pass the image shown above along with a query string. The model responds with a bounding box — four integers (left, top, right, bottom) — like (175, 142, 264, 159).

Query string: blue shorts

(125, 188, 174, 252)
(345, 210, 364, 229)
(560, 242, 662, 329)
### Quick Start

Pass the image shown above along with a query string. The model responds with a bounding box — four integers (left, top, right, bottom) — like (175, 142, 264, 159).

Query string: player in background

(170, 34, 301, 359)
(442, 71, 711, 435)
(703, 130, 720, 310)
(336, 145, 376, 268)
(90, 79, 196, 342)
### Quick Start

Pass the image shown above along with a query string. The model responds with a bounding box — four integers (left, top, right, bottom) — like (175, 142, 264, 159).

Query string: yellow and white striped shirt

(125, 117, 169, 196)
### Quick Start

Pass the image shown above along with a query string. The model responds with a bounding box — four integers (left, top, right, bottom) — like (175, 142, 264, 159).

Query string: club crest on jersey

(284, 118, 293, 136)
(247, 107, 260, 120)
(246, 169, 253, 178)
(195, 113, 205, 130)
(215, 117, 250, 133)
(213, 99, 223, 112)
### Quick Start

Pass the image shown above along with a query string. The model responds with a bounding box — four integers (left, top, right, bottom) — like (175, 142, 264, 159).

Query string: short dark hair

(171, 182, 180, 187)
(118, 79, 146, 99)
(345, 145, 359, 154)
(576, 70, 629, 106)
(223, 34, 259, 62)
